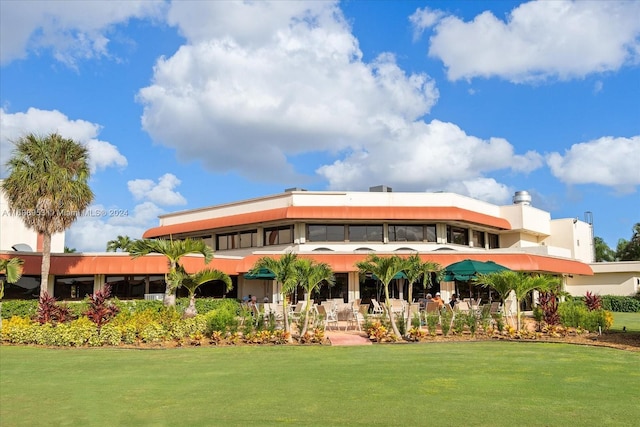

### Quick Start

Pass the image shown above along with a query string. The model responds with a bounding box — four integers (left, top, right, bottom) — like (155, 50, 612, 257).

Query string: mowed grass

(1, 342, 638, 427)
(612, 311, 640, 332)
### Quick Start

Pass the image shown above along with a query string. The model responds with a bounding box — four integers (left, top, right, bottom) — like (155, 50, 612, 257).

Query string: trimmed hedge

(569, 295, 640, 313)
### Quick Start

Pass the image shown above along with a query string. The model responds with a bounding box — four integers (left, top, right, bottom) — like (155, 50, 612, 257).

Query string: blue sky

(1, 0, 638, 252)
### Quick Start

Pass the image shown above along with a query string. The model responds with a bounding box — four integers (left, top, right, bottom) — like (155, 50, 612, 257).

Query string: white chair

(370, 299, 384, 316)
(345, 302, 365, 331)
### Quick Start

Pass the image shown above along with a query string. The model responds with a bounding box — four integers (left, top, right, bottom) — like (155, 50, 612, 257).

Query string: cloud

(128, 173, 187, 206)
(425, 1, 640, 82)
(138, 1, 438, 183)
(316, 119, 543, 194)
(0, 0, 165, 66)
(0, 107, 127, 176)
(409, 7, 444, 41)
(65, 201, 164, 252)
(546, 136, 640, 193)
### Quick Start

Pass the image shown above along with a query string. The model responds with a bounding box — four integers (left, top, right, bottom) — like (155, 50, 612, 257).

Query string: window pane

(326, 225, 345, 241)
(307, 225, 325, 242)
(404, 225, 423, 241)
(426, 225, 436, 242)
(367, 225, 383, 242)
(279, 227, 292, 244)
(488, 233, 499, 249)
(349, 225, 367, 241)
(217, 235, 228, 250)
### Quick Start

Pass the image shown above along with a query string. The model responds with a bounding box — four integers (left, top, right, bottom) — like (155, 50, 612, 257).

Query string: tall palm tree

(0, 257, 24, 328)
(355, 254, 406, 339)
(401, 254, 442, 332)
(106, 235, 134, 252)
(2, 133, 93, 297)
(129, 238, 214, 307)
(292, 258, 335, 336)
(250, 252, 298, 339)
(173, 266, 232, 318)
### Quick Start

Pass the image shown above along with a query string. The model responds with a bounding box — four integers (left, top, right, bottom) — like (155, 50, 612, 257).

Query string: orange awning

(143, 206, 511, 238)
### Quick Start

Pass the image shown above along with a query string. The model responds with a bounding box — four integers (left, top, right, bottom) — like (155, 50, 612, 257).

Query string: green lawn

(612, 312, 640, 332)
(1, 343, 638, 426)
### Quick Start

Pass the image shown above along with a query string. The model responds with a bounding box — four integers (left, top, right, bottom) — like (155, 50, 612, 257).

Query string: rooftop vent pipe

(512, 190, 531, 205)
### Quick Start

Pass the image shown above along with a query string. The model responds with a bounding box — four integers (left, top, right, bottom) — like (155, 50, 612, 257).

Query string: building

(2, 186, 636, 302)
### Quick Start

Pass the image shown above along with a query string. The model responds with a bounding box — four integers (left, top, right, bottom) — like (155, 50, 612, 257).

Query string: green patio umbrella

(443, 259, 510, 300)
(244, 268, 275, 280)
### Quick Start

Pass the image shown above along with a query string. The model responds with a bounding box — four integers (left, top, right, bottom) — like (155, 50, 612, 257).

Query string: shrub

(585, 291, 602, 311)
(139, 322, 167, 343)
(559, 299, 588, 328)
(84, 285, 119, 328)
(452, 312, 466, 334)
(538, 291, 560, 326)
(440, 309, 452, 337)
(1, 300, 37, 319)
(205, 305, 239, 334)
(601, 295, 640, 312)
(426, 313, 439, 336)
(1, 316, 38, 344)
(37, 292, 73, 324)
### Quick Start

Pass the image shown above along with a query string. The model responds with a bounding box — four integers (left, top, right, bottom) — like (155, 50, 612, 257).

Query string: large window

(472, 230, 485, 248)
(348, 225, 383, 242)
(307, 225, 345, 242)
(53, 276, 94, 300)
(388, 224, 437, 242)
(105, 275, 146, 299)
(447, 226, 469, 246)
(264, 226, 294, 246)
(217, 230, 257, 250)
(1, 276, 40, 300)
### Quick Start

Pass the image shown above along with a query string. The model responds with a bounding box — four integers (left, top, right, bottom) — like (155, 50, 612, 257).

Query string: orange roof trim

(143, 206, 511, 238)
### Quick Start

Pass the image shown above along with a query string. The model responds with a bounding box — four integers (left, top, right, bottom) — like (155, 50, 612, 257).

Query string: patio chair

(345, 302, 365, 331)
(316, 304, 339, 331)
(425, 301, 441, 324)
(370, 299, 384, 316)
(456, 300, 471, 313)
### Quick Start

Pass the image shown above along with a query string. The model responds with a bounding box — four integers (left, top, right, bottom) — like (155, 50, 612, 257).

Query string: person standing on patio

(448, 293, 459, 309)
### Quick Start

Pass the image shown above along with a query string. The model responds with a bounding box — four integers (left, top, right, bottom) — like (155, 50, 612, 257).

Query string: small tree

(130, 238, 214, 307)
(177, 267, 232, 318)
(250, 252, 298, 340)
(401, 254, 442, 332)
(356, 254, 406, 339)
(106, 235, 134, 252)
(292, 258, 335, 336)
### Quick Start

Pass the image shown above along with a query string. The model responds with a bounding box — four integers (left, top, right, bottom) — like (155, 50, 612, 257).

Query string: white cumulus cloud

(0, 107, 127, 176)
(0, 0, 165, 66)
(138, 1, 438, 183)
(317, 119, 543, 192)
(128, 173, 187, 206)
(422, 0, 640, 82)
(66, 201, 164, 252)
(546, 136, 640, 193)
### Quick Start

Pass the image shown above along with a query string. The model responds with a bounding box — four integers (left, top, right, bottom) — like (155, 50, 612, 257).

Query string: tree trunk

(164, 261, 177, 307)
(300, 296, 312, 337)
(405, 285, 414, 334)
(384, 283, 402, 338)
(40, 233, 51, 297)
(184, 294, 197, 318)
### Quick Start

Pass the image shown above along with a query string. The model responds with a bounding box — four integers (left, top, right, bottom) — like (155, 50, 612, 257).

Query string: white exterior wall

(0, 183, 65, 253)
(565, 262, 640, 296)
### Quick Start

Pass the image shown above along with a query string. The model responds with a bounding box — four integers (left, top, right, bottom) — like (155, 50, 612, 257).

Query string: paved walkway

(325, 330, 372, 346)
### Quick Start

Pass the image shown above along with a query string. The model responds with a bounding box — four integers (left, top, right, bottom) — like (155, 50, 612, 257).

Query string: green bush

(139, 322, 167, 343)
(559, 300, 588, 328)
(1, 316, 38, 344)
(1, 300, 38, 319)
(601, 296, 640, 313)
(205, 306, 238, 334)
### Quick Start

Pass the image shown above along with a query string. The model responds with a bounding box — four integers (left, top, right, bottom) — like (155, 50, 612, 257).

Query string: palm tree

(249, 252, 298, 339)
(174, 266, 232, 318)
(106, 235, 134, 252)
(129, 238, 214, 307)
(292, 258, 335, 336)
(0, 257, 24, 328)
(401, 254, 442, 332)
(477, 271, 559, 330)
(2, 133, 93, 297)
(355, 254, 406, 339)
(616, 223, 640, 261)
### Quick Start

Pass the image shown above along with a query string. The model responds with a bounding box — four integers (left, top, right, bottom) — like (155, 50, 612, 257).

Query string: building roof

(143, 206, 512, 238)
